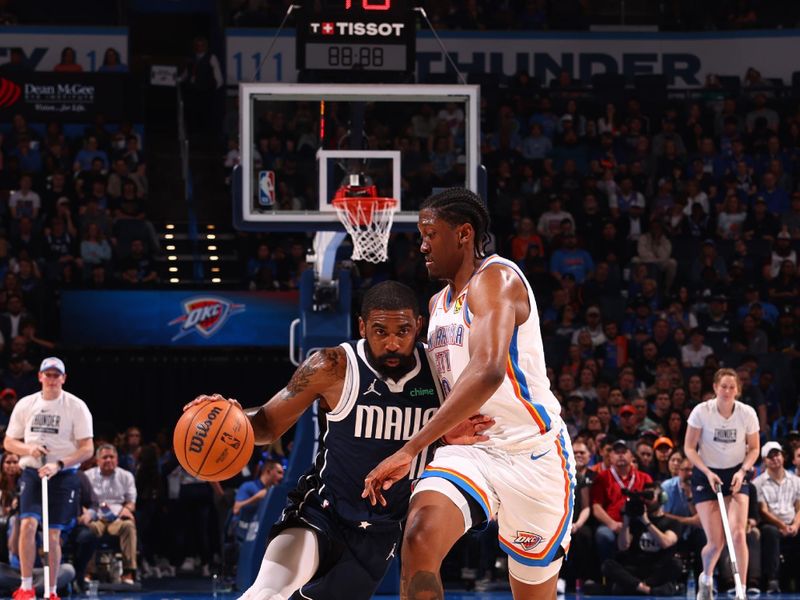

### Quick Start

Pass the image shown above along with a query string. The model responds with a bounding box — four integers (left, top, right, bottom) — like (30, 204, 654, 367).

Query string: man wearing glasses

(753, 441, 800, 594)
(4, 357, 94, 600)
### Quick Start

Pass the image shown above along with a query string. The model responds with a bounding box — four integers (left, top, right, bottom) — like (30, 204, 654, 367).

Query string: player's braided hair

(360, 281, 420, 319)
(421, 188, 491, 259)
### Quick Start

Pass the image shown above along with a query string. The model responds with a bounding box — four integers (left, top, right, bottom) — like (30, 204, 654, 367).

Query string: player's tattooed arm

(250, 346, 346, 445)
(402, 571, 443, 600)
(284, 347, 344, 399)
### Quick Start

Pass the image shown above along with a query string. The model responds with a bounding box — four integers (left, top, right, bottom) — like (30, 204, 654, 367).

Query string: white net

(333, 197, 398, 263)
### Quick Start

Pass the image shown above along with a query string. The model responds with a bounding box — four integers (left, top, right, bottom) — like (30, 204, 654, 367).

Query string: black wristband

(56, 460, 65, 471)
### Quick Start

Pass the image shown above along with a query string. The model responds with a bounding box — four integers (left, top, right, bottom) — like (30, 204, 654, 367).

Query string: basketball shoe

(12, 589, 36, 600)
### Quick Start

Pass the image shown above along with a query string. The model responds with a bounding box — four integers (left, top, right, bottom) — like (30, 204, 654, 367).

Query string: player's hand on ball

(183, 393, 242, 412)
(362, 449, 414, 507)
(442, 414, 495, 445)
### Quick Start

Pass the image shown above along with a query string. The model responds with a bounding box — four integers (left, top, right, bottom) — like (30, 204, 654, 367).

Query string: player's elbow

(474, 359, 506, 389)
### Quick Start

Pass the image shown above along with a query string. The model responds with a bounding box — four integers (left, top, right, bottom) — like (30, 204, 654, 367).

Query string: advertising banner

(0, 72, 132, 121)
(226, 28, 800, 88)
(0, 27, 128, 72)
(61, 290, 300, 347)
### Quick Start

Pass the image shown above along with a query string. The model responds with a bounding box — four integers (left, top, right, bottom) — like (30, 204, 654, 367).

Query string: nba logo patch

(513, 531, 543, 552)
(453, 293, 466, 313)
(258, 170, 275, 207)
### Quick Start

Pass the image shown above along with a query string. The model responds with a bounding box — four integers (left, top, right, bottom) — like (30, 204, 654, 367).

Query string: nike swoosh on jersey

(530, 449, 551, 461)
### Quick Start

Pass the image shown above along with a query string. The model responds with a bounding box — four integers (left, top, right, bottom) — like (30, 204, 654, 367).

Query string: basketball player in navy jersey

(188, 281, 492, 600)
(363, 188, 575, 600)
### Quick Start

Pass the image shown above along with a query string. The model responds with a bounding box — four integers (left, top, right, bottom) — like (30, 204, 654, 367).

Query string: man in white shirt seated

(84, 444, 138, 584)
(753, 441, 800, 594)
(681, 328, 714, 369)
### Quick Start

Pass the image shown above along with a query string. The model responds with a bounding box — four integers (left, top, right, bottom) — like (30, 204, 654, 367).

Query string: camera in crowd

(621, 488, 657, 518)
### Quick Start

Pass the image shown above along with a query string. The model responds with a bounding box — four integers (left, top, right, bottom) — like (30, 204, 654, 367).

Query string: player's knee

(403, 508, 440, 555)
(509, 556, 562, 586)
(20, 517, 39, 534)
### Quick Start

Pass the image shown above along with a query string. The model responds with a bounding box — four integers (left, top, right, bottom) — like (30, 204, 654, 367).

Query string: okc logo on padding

(513, 531, 543, 552)
(0, 78, 21, 109)
(168, 296, 245, 341)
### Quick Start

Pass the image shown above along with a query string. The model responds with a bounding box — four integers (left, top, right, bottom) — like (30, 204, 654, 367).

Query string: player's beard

(364, 343, 416, 381)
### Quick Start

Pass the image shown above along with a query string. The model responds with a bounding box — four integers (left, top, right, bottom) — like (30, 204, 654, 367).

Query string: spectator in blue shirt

(10, 136, 42, 174)
(232, 458, 284, 541)
(98, 48, 128, 73)
(528, 96, 559, 140)
(73, 136, 109, 173)
(760, 172, 790, 215)
(661, 455, 703, 558)
(521, 122, 552, 161)
(550, 232, 595, 284)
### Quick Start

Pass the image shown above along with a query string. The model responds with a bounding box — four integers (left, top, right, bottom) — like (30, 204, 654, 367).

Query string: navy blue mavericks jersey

(291, 340, 440, 528)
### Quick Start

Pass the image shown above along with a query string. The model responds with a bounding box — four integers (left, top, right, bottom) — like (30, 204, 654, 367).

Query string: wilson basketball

(173, 400, 254, 482)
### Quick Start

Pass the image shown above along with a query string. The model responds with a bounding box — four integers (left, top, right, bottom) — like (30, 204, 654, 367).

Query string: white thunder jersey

(6, 390, 94, 469)
(427, 255, 563, 449)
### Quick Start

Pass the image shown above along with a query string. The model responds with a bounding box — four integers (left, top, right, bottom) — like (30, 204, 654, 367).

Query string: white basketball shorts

(412, 426, 575, 578)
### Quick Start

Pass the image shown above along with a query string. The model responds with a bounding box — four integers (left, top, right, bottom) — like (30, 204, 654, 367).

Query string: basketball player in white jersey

(363, 188, 576, 599)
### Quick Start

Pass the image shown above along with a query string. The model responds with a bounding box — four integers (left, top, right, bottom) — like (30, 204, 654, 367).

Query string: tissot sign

(307, 21, 406, 37)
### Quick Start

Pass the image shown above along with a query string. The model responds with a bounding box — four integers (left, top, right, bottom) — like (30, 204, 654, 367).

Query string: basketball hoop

(332, 196, 398, 263)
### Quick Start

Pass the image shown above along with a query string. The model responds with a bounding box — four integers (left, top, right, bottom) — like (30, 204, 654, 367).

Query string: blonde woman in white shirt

(684, 368, 760, 600)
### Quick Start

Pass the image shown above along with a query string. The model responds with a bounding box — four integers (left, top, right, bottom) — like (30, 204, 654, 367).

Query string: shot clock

(296, 0, 416, 74)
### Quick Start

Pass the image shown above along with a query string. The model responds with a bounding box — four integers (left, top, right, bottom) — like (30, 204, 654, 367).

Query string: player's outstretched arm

(186, 347, 346, 446)
(363, 266, 524, 505)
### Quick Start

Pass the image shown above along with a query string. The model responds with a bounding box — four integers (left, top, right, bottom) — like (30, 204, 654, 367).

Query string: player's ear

(358, 316, 366, 339)
(458, 222, 473, 244)
(415, 315, 424, 335)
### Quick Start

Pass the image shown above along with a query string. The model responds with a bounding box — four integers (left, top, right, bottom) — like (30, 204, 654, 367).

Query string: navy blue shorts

(691, 464, 749, 504)
(19, 467, 80, 529)
(270, 491, 401, 600)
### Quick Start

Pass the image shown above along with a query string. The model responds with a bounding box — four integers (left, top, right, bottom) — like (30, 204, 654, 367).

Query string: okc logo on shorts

(513, 531, 543, 552)
(168, 296, 245, 341)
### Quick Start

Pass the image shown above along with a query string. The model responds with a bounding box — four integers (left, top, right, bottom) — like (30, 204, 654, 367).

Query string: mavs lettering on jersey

(294, 340, 440, 526)
(354, 405, 437, 440)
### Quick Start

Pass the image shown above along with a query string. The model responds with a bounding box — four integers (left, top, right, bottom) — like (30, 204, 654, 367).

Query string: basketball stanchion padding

(332, 196, 398, 263)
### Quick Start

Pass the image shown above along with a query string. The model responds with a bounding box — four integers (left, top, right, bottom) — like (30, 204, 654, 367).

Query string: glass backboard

(235, 83, 480, 231)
